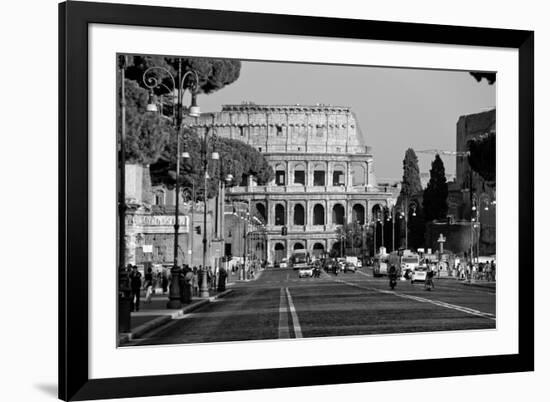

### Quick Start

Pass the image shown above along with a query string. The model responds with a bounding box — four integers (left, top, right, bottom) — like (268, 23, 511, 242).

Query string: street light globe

(146, 103, 158, 113)
(225, 174, 234, 182)
(189, 105, 201, 117)
(211, 152, 219, 160)
(181, 151, 190, 159)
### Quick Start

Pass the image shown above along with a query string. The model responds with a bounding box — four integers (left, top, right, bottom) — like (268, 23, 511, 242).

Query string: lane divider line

(285, 287, 303, 338)
(333, 278, 496, 321)
(278, 287, 290, 339)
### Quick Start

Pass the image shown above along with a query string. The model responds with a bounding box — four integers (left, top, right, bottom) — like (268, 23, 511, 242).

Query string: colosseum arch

(332, 203, 345, 225)
(332, 163, 346, 186)
(293, 203, 305, 225)
(313, 203, 325, 225)
(313, 162, 327, 186)
(293, 162, 306, 185)
(352, 203, 365, 225)
(274, 163, 286, 186)
(351, 162, 366, 186)
(275, 203, 286, 226)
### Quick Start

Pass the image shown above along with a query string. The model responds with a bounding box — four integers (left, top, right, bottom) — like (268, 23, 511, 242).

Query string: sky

(195, 60, 496, 180)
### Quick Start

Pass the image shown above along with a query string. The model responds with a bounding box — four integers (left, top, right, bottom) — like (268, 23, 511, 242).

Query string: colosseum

(193, 103, 397, 264)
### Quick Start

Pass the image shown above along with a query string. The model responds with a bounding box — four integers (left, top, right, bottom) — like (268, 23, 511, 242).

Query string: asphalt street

(131, 267, 496, 346)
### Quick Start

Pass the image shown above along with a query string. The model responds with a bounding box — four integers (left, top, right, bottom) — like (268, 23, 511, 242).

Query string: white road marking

(333, 278, 496, 321)
(278, 288, 290, 338)
(285, 288, 303, 338)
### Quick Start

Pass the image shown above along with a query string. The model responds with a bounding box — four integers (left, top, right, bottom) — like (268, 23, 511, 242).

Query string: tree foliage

(119, 78, 172, 165)
(149, 128, 274, 200)
(124, 55, 241, 95)
(400, 148, 423, 198)
(422, 155, 449, 221)
(468, 132, 496, 182)
(469, 72, 496, 85)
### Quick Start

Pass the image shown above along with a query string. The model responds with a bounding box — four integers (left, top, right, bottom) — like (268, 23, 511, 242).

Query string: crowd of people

(122, 264, 230, 312)
(454, 260, 496, 281)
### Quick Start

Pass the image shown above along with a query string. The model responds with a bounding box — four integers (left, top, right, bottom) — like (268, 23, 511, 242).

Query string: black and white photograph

(117, 54, 497, 346)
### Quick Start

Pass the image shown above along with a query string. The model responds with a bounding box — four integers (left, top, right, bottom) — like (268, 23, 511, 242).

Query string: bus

(290, 250, 310, 270)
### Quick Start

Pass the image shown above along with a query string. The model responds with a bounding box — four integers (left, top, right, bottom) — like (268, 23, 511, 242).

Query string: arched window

(293, 242, 305, 250)
(332, 204, 345, 225)
(293, 164, 306, 185)
(313, 164, 326, 186)
(352, 204, 365, 225)
(332, 165, 346, 186)
(275, 164, 286, 186)
(313, 204, 325, 225)
(293, 204, 305, 225)
(275, 204, 286, 226)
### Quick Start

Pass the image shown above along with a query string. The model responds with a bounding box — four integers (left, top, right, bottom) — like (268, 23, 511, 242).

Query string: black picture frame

(59, 1, 534, 400)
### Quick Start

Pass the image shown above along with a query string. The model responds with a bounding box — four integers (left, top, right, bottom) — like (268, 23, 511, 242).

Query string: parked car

(279, 258, 288, 268)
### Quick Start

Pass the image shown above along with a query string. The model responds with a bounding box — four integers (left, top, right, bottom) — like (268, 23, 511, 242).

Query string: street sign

(211, 240, 224, 258)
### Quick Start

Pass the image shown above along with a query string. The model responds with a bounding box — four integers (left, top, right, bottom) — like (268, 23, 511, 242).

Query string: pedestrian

(192, 267, 199, 296)
(198, 265, 203, 290)
(490, 260, 496, 281)
(207, 266, 213, 289)
(144, 267, 153, 304)
(217, 266, 227, 292)
(182, 265, 193, 304)
(129, 265, 142, 312)
(161, 271, 168, 294)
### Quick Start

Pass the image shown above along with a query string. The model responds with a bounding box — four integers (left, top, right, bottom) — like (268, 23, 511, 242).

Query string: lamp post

(143, 60, 200, 309)
(118, 55, 132, 334)
(198, 127, 219, 298)
(400, 199, 417, 250)
(182, 183, 195, 265)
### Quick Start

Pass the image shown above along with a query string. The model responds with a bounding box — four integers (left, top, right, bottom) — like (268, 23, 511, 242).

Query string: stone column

(364, 162, 369, 187)
(307, 161, 313, 186)
(305, 200, 310, 227)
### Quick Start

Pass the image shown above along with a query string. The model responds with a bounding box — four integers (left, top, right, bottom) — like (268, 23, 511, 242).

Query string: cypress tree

(422, 154, 449, 221)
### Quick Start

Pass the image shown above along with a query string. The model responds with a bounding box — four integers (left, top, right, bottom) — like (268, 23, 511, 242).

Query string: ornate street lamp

(143, 60, 199, 309)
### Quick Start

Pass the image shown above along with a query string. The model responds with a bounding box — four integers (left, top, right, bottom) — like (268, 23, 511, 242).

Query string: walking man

(129, 265, 142, 312)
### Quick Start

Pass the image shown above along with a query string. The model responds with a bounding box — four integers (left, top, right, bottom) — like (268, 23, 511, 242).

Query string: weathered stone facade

(192, 104, 397, 263)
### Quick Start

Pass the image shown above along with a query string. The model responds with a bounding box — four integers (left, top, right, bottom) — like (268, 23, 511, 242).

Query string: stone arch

(275, 203, 286, 226)
(332, 203, 345, 225)
(313, 203, 325, 225)
(293, 242, 305, 250)
(274, 242, 286, 264)
(292, 162, 306, 185)
(352, 203, 365, 225)
(293, 203, 305, 225)
(312, 242, 325, 258)
(332, 163, 346, 186)
(313, 162, 327, 186)
(351, 162, 366, 186)
(274, 163, 286, 186)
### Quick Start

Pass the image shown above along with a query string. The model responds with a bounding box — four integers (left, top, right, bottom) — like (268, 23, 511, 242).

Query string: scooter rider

(388, 264, 398, 289)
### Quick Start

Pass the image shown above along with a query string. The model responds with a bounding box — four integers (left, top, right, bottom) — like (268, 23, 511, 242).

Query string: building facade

(193, 103, 397, 263)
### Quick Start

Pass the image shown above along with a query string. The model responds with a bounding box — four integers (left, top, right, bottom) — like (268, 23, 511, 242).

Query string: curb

(119, 289, 233, 345)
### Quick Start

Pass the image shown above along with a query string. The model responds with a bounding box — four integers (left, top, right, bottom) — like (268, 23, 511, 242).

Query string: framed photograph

(59, 1, 534, 400)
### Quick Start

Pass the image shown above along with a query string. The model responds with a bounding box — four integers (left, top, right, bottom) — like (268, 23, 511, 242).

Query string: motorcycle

(389, 275, 397, 290)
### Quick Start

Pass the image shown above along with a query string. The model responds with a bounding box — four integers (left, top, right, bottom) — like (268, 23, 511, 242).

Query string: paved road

(131, 267, 496, 346)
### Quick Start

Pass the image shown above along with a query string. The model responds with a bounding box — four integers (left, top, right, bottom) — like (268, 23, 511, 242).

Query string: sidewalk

(119, 288, 233, 345)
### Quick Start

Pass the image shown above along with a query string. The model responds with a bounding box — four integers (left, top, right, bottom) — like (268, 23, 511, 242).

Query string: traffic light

(195, 225, 201, 234)
(281, 226, 287, 236)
